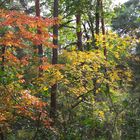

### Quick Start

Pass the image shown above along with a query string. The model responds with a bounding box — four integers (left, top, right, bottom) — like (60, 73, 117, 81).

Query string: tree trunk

(35, 0, 43, 74)
(50, 0, 59, 121)
(87, 14, 95, 46)
(95, 0, 100, 35)
(76, 13, 83, 51)
(100, 0, 107, 59)
(35, 0, 40, 17)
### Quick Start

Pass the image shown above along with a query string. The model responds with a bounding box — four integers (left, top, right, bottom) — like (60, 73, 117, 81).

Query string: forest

(0, 0, 140, 139)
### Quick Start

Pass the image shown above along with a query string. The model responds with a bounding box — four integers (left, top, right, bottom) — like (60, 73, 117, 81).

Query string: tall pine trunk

(50, 0, 59, 121)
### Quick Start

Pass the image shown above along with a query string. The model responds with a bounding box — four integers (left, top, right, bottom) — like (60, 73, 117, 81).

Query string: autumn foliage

(0, 9, 59, 130)
(0, 0, 138, 138)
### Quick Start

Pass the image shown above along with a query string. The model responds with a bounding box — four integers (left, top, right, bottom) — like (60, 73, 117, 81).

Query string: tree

(50, 0, 59, 121)
(95, 0, 100, 35)
(111, 0, 140, 139)
(76, 12, 83, 51)
(112, 0, 140, 36)
(0, 8, 57, 138)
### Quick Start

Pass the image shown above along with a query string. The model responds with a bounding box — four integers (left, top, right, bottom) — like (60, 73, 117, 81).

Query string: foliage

(54, 32, 133, 139)
(111, 0, 140, 139)
(0, 0, 138, 139)
(112, 0, 140, 36)
(0, 8, 59, 138)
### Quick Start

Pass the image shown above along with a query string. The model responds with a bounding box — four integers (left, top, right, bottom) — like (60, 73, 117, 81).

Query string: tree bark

(100, 0, 107, 59)
(35, 0, 43, 73)
(76, 13, 83, 51)
(87, 14, 95, 45)
(50, 0, 59, 121)
(35, 0, 40, 17)
(95, 0, 100, 35)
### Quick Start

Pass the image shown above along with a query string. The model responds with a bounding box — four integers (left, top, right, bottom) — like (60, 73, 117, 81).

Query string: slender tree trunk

(50, 0, 59, 121)
(87, 14, 95, 46)
(35, 0, 43, 73)
(92, 0, 101, 97)
(35, 0, 40, 17)
(101, 1, 112, 139)
(95, 0, 100, 35)
(100, 0, 107, 58)
(76, 13, 83, 51)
